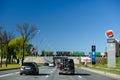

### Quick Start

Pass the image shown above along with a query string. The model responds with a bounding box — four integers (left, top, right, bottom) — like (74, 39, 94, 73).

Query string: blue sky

(0, 0, 120, 54)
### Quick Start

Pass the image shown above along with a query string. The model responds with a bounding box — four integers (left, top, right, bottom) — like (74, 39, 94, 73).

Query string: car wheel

(35, 71, 39, 75)
(36, 72, 39, 75)
(59, 72, 62, 75)
(20, 73, 22, 75)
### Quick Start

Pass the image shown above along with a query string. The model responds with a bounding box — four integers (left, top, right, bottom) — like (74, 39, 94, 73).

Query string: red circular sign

(106, 30, 114, 38)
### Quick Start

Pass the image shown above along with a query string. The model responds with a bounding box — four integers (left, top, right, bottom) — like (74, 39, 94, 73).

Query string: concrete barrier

(24, 56, 46, 63)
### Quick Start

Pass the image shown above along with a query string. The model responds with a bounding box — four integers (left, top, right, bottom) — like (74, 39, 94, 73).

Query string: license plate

(25, 68, 30, 69)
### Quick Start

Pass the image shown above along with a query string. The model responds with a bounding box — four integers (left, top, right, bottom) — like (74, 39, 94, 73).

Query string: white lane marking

(0, 72, 19, 78)
(52, 68, 56, 72)
(78, 76, 82, 78)
(50, 71, 53, 73)
(45, 75, 49, 78)
(50, 68, 56, 73)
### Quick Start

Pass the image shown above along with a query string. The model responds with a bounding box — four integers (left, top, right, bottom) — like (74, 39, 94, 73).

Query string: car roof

(22, 62, 36, 66)
(23, 62, 35, 63)
(23, 62, 36, 64)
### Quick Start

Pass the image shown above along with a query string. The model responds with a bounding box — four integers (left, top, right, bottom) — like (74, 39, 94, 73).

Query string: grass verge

(37, 63, 44, 67)
(76, 63, 120, 75)
(0, 64, 20, 70)
(0, 63, 44, 70)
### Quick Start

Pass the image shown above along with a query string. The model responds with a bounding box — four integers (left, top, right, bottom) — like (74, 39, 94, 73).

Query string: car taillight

(20, 66, 25, 70)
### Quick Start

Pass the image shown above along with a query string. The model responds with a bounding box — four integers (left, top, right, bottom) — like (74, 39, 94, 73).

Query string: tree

(41, 50, 53, 56)
(16, 23, 37, 64)
(9, 36, 29, 60)
(3, 31, 14, 66)
(0, 27, 4, 67)
(41, 50, 45, 56)
(27, 44, 33, 55)
(0, 27, 14, 67)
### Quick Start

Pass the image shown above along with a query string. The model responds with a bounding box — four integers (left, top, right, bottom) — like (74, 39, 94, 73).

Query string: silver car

(49, 62, 55, 67)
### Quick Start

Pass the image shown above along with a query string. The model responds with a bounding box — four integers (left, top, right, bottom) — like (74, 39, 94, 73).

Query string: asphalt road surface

(0, 66, 119, 80)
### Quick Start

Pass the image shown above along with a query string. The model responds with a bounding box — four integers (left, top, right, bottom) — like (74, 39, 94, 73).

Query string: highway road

(0, 66, 119, 80)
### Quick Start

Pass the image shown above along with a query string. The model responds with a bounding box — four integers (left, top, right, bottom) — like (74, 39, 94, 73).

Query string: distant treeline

(41, 51, 102, 57)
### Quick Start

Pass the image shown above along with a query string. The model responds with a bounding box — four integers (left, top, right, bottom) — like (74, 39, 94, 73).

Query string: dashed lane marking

(45, 75, 49, 78)
(78, 76, 82, 78)
(50, 71, 53, 73)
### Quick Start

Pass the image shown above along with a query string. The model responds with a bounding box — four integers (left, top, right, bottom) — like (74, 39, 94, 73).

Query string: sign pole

(105, 30, 116, 67)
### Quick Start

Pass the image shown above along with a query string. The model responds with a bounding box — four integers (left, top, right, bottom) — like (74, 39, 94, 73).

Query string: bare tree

(16, 23, 37, 64)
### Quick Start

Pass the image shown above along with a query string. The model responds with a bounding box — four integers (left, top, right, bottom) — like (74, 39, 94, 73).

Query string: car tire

(20, 73, 22, 75)
(36, 72, 39, 75)
(59, 72, 62, 75)
(35, 71, 39, 75)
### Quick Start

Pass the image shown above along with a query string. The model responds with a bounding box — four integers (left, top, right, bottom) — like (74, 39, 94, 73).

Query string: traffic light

(91, 45, 96, 65)
(92, 45, 96, 51)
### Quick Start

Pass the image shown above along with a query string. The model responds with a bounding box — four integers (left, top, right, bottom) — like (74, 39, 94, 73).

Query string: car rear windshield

(61, 59, 74, 65)
(22, 63, 34, 66)
(66, 59, 73, 63)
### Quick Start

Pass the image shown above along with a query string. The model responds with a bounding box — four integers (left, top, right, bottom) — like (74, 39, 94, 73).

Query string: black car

(20, 62, 39, 75)
(44, 62, 49, 66)
(59, 59, 75, 74)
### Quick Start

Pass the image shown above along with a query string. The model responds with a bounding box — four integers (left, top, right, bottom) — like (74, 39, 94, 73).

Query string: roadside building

(115, 39, 120, 57)
(105, 39, 120, 57)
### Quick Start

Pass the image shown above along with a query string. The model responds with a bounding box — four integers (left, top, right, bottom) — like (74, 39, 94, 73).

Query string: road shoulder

(79, 67, 120, 80)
